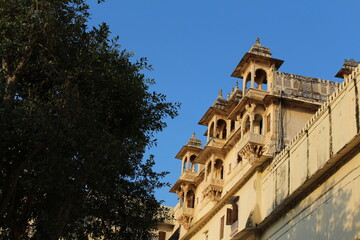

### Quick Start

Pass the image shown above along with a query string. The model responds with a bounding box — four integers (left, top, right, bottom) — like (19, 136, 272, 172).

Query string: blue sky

(88, 0, 360, 206)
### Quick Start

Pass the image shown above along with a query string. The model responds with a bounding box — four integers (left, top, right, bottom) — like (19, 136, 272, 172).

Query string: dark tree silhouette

(0, 1, 179, 239)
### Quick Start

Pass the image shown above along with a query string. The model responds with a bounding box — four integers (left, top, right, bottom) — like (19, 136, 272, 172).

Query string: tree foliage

(0, 1, 178, 239)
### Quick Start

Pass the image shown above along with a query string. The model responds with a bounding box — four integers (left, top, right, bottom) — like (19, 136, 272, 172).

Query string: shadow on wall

(271, 175, 360, 240)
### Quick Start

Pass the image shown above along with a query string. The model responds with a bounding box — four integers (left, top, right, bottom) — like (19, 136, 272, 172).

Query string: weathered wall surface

(262, 152, 360, 240)
(260, 66, 360, 239)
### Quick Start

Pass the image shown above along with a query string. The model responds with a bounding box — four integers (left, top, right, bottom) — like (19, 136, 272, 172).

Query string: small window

(220, 216, 224, 239)
(228, 163, 232, 174)
(237, 155, 242, 164)
(158, 231, 166, 240)
(244, 115, 250, 134)
(187, 190, 195, 208)
(226, 197, 239, 225)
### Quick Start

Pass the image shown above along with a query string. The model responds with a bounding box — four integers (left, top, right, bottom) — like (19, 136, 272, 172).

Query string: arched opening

(187, 190, 195, 208)
(216, 119, 227, 139)
(243, 115, 251, 134)
(255, 69, 267, 90)
(190, 154, 197, 172)
(214, 159, 224, 179)
(253, 114, 263, 135)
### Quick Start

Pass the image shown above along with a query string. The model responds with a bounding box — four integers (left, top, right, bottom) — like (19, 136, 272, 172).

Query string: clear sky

(88, 0, 360, 207)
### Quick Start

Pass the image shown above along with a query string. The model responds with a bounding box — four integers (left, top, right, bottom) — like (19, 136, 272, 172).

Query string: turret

(231, 38, 284, 94)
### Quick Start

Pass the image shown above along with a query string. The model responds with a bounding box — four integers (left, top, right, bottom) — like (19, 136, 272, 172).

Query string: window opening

(255, 69, 267, 90)
(216, 119, 227, 139)
(253, 114, 263, 135)
(244, 115, 251, 134)
(226, 197, 239, 225)
(187, 190, 195, 208)
(158, 231, 166, 240)
(220, 216, 224, 239)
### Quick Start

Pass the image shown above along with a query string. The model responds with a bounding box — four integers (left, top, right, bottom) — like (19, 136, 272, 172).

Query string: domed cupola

(212, 90, 228, 111)
(186, 132, 202, 149)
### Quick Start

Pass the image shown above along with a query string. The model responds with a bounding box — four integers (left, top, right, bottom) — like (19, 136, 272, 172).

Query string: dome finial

(186, 132, 202, 148)
(218, 89, 223, 98)
(256, 37, 260, 45)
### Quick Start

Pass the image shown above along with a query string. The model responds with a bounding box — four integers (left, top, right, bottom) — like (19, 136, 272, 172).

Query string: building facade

(164, 39, 360, 240)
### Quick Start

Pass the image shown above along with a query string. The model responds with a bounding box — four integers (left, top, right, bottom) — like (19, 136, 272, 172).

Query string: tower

(167, 39, 345, 240)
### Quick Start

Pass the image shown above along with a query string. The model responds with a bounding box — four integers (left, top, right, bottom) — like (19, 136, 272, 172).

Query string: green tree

(0, 1, 178, 239)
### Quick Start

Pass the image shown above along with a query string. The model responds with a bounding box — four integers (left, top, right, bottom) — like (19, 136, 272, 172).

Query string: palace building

(159, 39, 360, 240)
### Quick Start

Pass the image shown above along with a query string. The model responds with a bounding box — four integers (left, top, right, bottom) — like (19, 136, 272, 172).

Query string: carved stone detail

(203, 184, 222, 202)
(239, 143, 267, 164)
(178, 215, 193, 230)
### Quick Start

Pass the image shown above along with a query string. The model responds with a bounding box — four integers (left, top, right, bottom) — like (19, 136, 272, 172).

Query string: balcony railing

(205, 137, 226, 149)
(179, 171, 197, 182)
(202, 177, 224, 201)
(175, 206, 195, 220)
(205, 177, 224, 187)
(237, 132, 265, 152)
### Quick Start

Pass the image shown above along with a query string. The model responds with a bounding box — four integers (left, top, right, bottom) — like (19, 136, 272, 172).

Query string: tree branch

(0, 143, 46, 216)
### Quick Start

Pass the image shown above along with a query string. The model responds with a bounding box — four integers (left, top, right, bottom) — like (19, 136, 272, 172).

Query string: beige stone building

(160, 39, 360, 240)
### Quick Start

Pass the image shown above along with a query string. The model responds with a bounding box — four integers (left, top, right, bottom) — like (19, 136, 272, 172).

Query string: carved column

(182, 184, 188, 206)
(269, 64, 275, 93)
(250, 113, 254, 133)
(181, 158, 185, 174)
(243, 72, 247, 94)
(207, 127, 210, 142)
(251, 63, 255, 89)
(210, 156, 215, 179)
(213, 117, 218, 138)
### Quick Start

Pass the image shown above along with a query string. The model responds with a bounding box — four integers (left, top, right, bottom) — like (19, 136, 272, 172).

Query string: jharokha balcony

(179, 170, 197, 182)
(237, 132, 267, 163)
(205, 137, 226, 149)
(175, 201, 195, 230)
(203, 177, 224, 202)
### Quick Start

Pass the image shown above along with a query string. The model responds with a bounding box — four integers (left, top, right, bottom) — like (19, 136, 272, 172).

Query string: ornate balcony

(202, 177, 224, 202)
(179, 171, 197, 182)
(206, 137, 226, 148)
(237, 132, 266, 163)
(175, 205, 195, 230)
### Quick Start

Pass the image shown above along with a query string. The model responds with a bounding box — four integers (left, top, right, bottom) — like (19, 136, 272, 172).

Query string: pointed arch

(254, 68, 268, 90)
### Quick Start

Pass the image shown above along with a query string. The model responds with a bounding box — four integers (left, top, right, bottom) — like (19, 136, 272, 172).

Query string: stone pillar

(243, 73, 247, 95)
(251, 63, 255, 89)
(181, 158, 185, 174)
(210, 156, 215, 179)
(213, 118, 217, 139)
(250, 113, 254, 133)
(182, 184, 188, 208)
(207, 127, 210, 142)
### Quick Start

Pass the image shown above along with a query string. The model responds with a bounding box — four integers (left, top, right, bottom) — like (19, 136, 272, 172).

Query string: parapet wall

(273, 71, 340, 102)
(261, 65, 360, 219)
